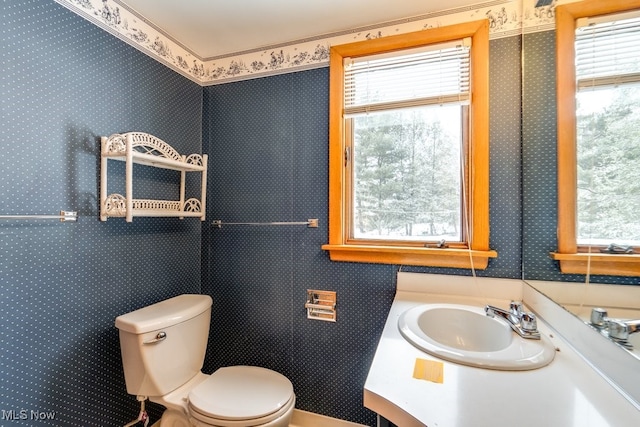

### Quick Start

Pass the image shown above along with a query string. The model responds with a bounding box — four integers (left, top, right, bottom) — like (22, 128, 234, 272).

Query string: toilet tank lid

(115, 294, 212, 334)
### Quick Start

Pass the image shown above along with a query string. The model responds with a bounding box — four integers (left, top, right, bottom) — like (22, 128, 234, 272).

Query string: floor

(150, 409, 369, 427)
(290, 409, 368, 427)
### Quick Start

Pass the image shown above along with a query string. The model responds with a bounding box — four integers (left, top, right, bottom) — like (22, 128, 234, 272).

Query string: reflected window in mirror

(553, 0, 640, 276)
(322, 21, 497, 268)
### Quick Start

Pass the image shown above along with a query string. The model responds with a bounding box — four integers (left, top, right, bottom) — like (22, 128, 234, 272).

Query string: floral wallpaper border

(54, 0, 566, 86)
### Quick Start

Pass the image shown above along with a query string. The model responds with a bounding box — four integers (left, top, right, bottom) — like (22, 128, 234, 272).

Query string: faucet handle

(607, 319, 630, 341)
(590, 307, 608, 328)
(509, 301, 523, 318)
(521, 312, 538, 333)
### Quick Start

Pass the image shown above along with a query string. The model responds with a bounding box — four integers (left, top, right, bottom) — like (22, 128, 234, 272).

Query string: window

(322, 21, 496, 268)
(553, 1, 640, 276)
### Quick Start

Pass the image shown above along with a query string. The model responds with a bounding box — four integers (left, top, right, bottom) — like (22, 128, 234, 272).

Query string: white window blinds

(343, 39, 471, 115)
(576, 11, 640, 90)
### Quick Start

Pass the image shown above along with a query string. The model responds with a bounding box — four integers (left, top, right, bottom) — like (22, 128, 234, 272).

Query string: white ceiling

(117, 0, 486, 59)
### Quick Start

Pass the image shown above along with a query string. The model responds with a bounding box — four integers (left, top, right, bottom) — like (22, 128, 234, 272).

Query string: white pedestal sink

(398, 303, 556, 370)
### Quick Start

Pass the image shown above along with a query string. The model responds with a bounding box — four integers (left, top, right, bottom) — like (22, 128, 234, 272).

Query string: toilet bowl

(156, 366, 295, 427)
(188, 366, 295, 427)
(115, 295, 295, 427)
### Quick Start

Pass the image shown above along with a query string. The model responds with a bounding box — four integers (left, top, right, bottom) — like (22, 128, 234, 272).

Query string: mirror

(520, 0, 640, 402)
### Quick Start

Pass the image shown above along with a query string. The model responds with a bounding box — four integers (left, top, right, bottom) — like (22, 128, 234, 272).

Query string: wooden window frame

(321, 20, 497, 269)
(552, 0, 640, 276)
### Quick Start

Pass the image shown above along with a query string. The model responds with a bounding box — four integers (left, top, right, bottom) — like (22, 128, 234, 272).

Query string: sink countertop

(364, 272, 640, 427)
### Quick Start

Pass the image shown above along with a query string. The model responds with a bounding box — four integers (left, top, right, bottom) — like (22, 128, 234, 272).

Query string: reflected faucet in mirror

(590, 308, 640, 349)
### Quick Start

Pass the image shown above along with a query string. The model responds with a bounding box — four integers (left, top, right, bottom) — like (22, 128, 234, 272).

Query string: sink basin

(398, 304, 555, 370)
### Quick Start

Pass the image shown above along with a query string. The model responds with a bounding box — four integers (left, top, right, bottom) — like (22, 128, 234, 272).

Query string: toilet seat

(188, 366, 295, 426)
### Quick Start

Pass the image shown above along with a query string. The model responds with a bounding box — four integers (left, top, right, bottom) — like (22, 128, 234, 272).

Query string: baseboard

(290, 409, 368, 427)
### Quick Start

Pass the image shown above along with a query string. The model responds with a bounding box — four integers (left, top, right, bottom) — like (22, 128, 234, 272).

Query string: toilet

(115, 294, 295, 427)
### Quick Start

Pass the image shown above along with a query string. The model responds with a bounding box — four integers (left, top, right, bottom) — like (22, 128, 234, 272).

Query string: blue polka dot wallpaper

(6, 1, 633, 427)
(1, 1, 203, 425)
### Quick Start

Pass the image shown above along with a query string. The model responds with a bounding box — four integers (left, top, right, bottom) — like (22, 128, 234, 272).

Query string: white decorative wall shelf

(100, 132, 207, 222)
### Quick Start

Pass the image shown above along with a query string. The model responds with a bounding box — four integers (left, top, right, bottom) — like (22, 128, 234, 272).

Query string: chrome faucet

(485, 301, 541, 340)
(590, 307, 639, 349)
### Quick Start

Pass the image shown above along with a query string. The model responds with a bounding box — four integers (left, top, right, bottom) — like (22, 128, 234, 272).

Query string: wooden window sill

(550, 252, 640, 276)
(322, 244, 497, 269)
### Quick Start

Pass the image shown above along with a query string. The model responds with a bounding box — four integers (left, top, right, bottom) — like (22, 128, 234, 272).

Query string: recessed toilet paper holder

(305, 290, 336, 322)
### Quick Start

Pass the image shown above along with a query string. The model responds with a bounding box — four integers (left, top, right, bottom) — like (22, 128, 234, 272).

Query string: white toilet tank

(115, 294, 212, 397)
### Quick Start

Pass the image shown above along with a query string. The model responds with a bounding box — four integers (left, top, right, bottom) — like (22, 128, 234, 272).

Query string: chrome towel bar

(0, 211, 78, 222)
(212, 218, 318, 228)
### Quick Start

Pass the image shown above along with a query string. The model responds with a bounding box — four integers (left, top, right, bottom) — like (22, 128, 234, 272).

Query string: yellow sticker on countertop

(413, 358, 444, 383)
